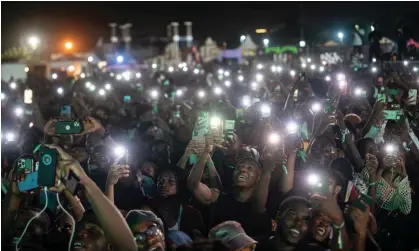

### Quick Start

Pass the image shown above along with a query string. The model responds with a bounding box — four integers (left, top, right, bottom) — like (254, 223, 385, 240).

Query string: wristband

(281, 165, 288, 175)
(332, 221, 345, 249)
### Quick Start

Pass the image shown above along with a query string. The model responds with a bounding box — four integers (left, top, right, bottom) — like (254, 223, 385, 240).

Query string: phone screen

(60, 105, 72, 117)
(123, 96, 131, 103)
(38, 147, 57, 187)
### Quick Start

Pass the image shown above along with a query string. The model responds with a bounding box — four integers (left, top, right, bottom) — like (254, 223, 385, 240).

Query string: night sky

(2, 1, 419, 52)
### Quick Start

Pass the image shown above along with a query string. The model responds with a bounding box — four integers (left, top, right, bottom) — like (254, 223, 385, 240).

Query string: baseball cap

(209, 221, 257, 250)
(125, 210, 164, 233)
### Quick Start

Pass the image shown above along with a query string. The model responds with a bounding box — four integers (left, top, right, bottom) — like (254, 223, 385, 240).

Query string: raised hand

(78, 116, 105, 136)
(349, 203, 370, 237)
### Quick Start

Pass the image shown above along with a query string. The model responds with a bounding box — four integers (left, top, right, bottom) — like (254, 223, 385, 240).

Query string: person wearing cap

(125, 210, 166, 251)
(166, 230, 193, 250)
(209, 221, 257, 251)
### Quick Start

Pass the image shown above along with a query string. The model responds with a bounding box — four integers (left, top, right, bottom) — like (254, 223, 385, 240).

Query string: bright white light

(178, 63, 186, 68)
(310, 64, 316, 70)
(194, 68, 200, 74)
(371, 26, 375, 32)
(290, 70, 296, 77)
(322, 61, 327, 65)
(260, 104, 271, 115)
(88, 56, 94, 63)
(403, 60, 409, 66)
(122, 71, 131, 80)
(15, 107, 24, 117)
(251, 82, 258, 90)
(1, 93, 5, 100)
(116, 55, 124, 63)
(150, 90, 159, 99)
(307, 58, 312, 63)
(299, 40, 306, 47)
(286, 121, 299, 134)
(136, 72, 142, 78)
(168, 66, 174, 72)
(307, 174, 319, 185)
(67, 65, 75, 72)
(52, 73, 58, 80)
(99, 89, 105, 96)
(86, 82, 92, 88)
(57, 87, 64, 95)
(256, 73, 264, 82)
(338, 80, 346, 89)
(276, 66, 283, 72)
(372, 67, 377, 73)
(312, 103, 322, 113)
(224, 80, 231, 87)
(28, 36, 40, 49)
(80, 73, 86, 79)
(198, 90, 205, 98)
(271, 66, 277, 72)
(263, 38, 270, 46)
(224, 71, 230, 77)
(413, 67, 418, 72)
(29, 122, 34, 128)
(214, 87, 223, 95)
(301, 63, 307, 68)
(176, 89, 183, 96)
(173, 35, 180, 42)
(319, 66, 325, 72)
(10, 82, 17, 89)
(337, 32, 344, 39)
(268, 132, 280, 144)
(325, 76, 331, 81)
(210, 116, 222, 128)
(385, 144, 396, 154)
(89, 85, 96, 91)
(105, 83, 112, 90)
(354, 88, 363, 96)
(114, 146, 127, 156)
(240, 35, 246, 43)
(257, 64, 263, 70)
(218, 69, 224, 75)
(337, 73, 345, 81)
(152, 63, 157, 69)
(242, 96, 251, 107)
(238, 75, 244, 82)
(182, 67, 188, 72)
(24, 67, 29, 73)
(372, 58, 377, 63)
(116, 74, 122, 80)
(110, 72, 114, 77)
(5, 132, 15, 142)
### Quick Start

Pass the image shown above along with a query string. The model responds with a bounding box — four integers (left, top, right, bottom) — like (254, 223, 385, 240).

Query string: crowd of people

(1, 57, 419, 251)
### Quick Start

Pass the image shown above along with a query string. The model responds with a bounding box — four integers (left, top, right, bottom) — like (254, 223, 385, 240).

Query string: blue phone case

(18, 171, 39, 192)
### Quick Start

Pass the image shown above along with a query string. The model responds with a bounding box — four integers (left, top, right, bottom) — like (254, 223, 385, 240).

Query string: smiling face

(278, 203, 310, 245)
(131, 221, 165, 251)
(157, 170, 177, 197)
(233, 159, 261, 188)
(72, 222, 108, 251)
(311, 211, 331, 243)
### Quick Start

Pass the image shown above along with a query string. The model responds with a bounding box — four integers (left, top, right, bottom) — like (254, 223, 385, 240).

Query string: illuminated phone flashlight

(338, 80, 346, 89)
(122, 71, 131, 81)
(257, 64, 263, 70)
(29, 122, 34, 128)
(98, 89, 106, 96)
(114, 145, 127, 157)
(224, 71, 230, 77)
(1, 92, 6, 100)
(310, 64, 316, 70)
(371, 67, 377, 73)
(152, 63, 158, 69)
(307, 173, 320, 186)
(268, 132, 280, 145)
(251, 82, 258, 90)
(372, 58, 377, 63)
(85, 82, 92, 88)
(319, 66, 325, 72)
(311, 102, 322, 113)
(182, 67, 188, 72)
(324, 75, 331, 82)
(242, 95, 251, 107)
(116, 74, 122, 81)
(224, 80, 231, 87)
(276, 66, 283, 72)
(354, 87, 364, 96)
(176, 89, 183, 97)
(286, 121, 299, 134)
(14, 107, 24, 117)
(52, 73, 58, 80)
(260, 104, 271, 116)
(271, 66, 277, 72)
(290, 70, 296, 77)
(3, 132, 16, 142)
(214, 87, 223, 95)
(238, 75, 244, 82)
(403, 60, 409, 66)
(80, 73, 86, 79)
(385, 143, 397, 154)
(301, 63, 307, 69)
(210, 116, 222, 128)
(307, 58, 312, 63)
(198, 90, 205, 98)
(168, 66, 174, 72)
(218, 69, 224, 75)
(136, 72, 142, 78)
(256, 73, 264, 82)
(414, 67, 418, 72)
(57, 87, 64, 95)
(322, 61, 327, 65)
(89, 85, 96, 91)
(337, 73, 345, 81)
(193, 68, 200, 74)
(150, 89, 159, 99)
(10, 82, 17, 90)
(109, 72, 114, 77)
(105, 83, 112, 90)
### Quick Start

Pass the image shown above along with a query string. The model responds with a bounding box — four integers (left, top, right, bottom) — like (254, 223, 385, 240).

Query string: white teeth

(238, 175, 248, 180)
(74, 242, 85, 248)
(316, 227, 326, 236)
(290, 229, 300, 235)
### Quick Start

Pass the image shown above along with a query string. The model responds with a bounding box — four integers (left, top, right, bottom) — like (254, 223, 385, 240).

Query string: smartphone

(64, 171, 80, 195)
(224, 120, 235, 140)
(352, 193, 373, 212)
(38, 147, 57, 187)
(236, 108, 244, 121)
(18, 171, 39, 192)
(17, 158, 34, 173)
(123, 95, 131, 103)
(387, 89, 399, 96)
(192, 112, 210, 144)
(55, 121, 83, 134)
(24, 89, 33, 104)
(408, 89, 417, 106)
(384, 110, 403, 121)
(312, 178, 329, 195)
(40, 190, 59, 214)
(60, 105, 72, 117)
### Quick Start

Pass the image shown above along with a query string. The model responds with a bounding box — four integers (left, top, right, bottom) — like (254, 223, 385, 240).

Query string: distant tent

(200, 37, 221, 63)
(239, 36, 257, 56)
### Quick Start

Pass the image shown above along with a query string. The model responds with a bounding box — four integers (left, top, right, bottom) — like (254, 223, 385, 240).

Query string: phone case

(38, 148, 57, 187)
(55, 121, 83, 134)
(408, 89, 417, 105)
(17, 158, 34, 173)
(224, 120, 235, 140)
(18, 171, 39, 192)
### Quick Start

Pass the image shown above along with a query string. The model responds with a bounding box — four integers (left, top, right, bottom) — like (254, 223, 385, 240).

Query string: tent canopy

(239, 36, 258, 51)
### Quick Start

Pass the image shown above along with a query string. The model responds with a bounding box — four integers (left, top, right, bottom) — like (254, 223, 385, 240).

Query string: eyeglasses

(133, 225, 162, 244)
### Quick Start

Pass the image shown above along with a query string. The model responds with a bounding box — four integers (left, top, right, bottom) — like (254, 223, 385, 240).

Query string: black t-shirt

(211, 193, 272, 238)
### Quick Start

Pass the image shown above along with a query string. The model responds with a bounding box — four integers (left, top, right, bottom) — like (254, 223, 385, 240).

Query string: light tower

(109, 23, 118, 44)
(167, 24, 172, 41)
(171, 22, 180, 63)
(184, 21, 193, 48)
(120, 23, 132, 53)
